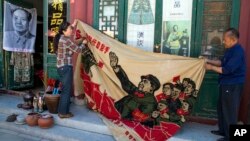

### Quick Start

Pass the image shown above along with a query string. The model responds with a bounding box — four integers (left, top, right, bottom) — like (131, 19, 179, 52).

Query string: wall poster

(3, 2, 37, 53)
(161, 0, 193, 56)
(126, 0, 155, 52)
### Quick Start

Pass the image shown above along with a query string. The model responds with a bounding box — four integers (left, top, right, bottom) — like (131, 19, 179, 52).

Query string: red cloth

(132, 109, 149, 122)
(159, 108, 169, 115)
(155, 93, 170, 102)
(173, 75, 180, 83)
(177, 109, 189, 116)
(134, 91, 145, 98)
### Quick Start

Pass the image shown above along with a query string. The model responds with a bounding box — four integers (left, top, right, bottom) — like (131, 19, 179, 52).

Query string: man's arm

(206, 59, 222, 67)
(109, 52, 136, 93)
(199, 56, 221, 67)
(205, 63, 223, 74)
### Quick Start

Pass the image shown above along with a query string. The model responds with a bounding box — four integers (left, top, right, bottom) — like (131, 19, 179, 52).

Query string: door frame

(43, 0, 70, 86)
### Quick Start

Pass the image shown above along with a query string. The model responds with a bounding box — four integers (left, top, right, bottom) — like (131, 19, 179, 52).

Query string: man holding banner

(205, 28, 246, 141)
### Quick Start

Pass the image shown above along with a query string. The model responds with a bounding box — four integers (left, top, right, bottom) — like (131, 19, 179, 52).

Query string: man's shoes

(211, 130, 225, 136)
(217, 137, 227, 141)
(58, 112, 74, 119)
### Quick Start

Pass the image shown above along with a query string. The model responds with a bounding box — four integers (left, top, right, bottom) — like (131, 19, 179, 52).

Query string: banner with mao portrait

(3, 2, 37, 53)
(75, 20, 205, 141)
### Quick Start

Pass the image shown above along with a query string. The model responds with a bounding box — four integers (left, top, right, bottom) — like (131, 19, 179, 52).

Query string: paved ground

(0, 128, 51, 141)
(0, 123, 222, 141)
(0, 93, 222, 141)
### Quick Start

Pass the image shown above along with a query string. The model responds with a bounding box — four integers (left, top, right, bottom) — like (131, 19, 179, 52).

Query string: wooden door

(192, 0, 240, 118)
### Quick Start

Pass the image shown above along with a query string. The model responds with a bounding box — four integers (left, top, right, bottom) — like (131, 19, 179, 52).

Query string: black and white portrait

(3, 2, 37, 53)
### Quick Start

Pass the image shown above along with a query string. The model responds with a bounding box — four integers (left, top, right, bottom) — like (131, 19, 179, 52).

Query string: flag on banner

(75, 20, 206, 141)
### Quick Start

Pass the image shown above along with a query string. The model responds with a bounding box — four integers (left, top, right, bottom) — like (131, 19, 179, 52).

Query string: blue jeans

(217, 84, 243, 140)
(57, 65, 73, 114)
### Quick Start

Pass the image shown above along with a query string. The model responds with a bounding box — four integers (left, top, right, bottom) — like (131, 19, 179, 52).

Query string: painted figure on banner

(184, 80, 198, 99)
(155, 82, 173, 102)
(168, 84, 182, 113)
(143, 100, 170, 127)
(109, 51, 160, 123)
(128, 0, 154, 25)
(3, 2, 37, 53)
(109, 51, 198, 127)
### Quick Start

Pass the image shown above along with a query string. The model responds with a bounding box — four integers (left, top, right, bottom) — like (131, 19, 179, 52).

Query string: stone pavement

(0, 93, 222, 141)
(0, 128, 51, 141)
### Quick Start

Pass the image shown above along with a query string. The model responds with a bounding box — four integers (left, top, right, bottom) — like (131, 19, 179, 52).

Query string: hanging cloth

(10, 52, 34, 82)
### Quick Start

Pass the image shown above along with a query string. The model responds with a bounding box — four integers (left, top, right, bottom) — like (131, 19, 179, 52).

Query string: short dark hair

(188, 80, 196, 89)
(141, 74, 161, 92)
(163, 82, 174, 90)
(183, 78, 190, 83)
(58, 21, 71, 34)
(53, 21, 71, 54)
(174, 84, 183, 91)
(11, 8, 32, 22)
(225, 27, 240, 39)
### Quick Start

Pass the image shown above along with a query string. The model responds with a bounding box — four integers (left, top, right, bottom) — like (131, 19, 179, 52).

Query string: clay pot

(44, 94, 60, 114)
(38, 114, 54, 129)
(25, 112, 40, 126)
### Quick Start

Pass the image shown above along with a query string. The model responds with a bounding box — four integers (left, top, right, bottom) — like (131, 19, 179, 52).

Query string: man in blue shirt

(205, 28, 246, 141)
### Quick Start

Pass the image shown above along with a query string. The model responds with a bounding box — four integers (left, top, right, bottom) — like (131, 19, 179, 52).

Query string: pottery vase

(25, 112, 40, 126)
(38, 114, 54, 129)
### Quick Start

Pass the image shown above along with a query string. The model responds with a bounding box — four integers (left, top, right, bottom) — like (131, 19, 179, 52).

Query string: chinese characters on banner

(126, 0, 155, 52)
(161, 0, 193, 56)
(48, 0, 67, 53)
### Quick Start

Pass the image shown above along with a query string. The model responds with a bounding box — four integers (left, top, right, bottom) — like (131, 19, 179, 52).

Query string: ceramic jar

(25, 112, 40, 126)
(44, 94, 60, 114)
(38, 114, 54, 129)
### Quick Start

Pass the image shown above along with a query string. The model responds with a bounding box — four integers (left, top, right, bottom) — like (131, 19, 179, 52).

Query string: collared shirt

(56, 35, 84, 68)
(219, 43, 246, 84)
(3, 31, 35, 52)
(13, 31, 32, 46)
